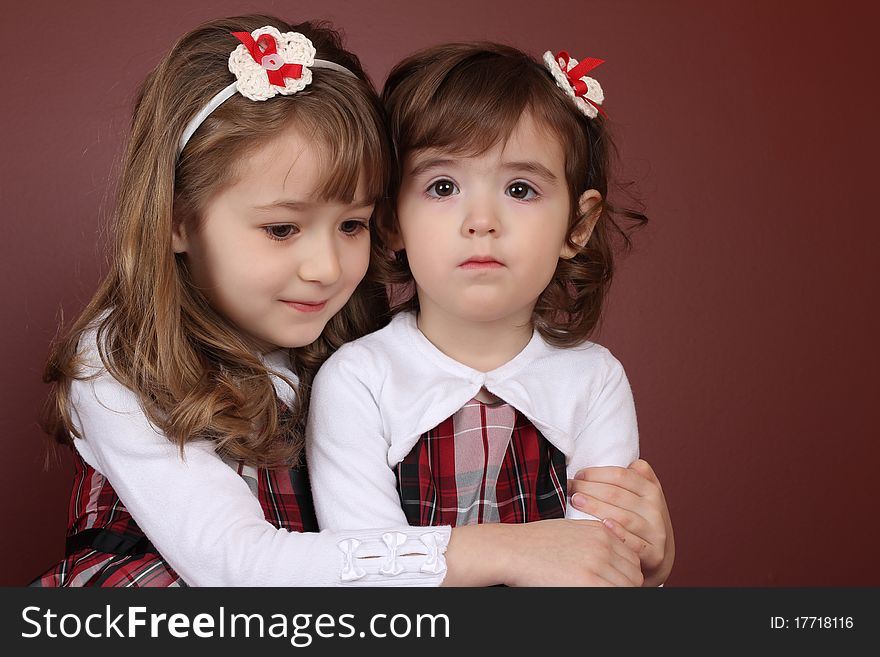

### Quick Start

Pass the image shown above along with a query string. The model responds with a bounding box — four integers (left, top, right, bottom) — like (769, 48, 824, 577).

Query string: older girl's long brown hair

(43, 15, 391, 468)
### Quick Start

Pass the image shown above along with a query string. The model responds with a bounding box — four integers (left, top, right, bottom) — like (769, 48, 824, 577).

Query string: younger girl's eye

(340, 220, 369, 236)
(507, 182, 537, 200)
(264, 224, 298, 240)
(427, 179, 459, 198)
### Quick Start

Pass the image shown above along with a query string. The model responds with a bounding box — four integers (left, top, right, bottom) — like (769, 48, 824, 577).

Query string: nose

(461, 194, 500, 238)
(297, 232, 342, 285)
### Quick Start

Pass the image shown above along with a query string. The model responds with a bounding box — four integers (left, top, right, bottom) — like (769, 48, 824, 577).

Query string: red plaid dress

(396, 398, 567, 526)
(31, 450, 317, 587)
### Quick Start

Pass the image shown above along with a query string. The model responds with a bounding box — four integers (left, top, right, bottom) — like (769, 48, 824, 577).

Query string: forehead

(231, 123, 377, 204)
(236, 126, 319, 193)
(405, 112, 565, 171)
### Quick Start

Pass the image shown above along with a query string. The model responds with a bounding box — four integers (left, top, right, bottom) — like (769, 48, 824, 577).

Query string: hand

(569, 459, 674, 587)
(443, 519, 643, 587)
(504, 519, 644, 587)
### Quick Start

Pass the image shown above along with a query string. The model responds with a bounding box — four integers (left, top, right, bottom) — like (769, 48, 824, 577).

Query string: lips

(459, 256, 504, 270)
(281, 300, 327, 313)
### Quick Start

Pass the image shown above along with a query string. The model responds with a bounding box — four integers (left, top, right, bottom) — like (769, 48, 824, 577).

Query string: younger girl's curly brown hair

(377, 42, 646, 347)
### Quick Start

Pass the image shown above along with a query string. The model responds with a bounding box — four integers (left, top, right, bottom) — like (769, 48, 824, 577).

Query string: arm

(306, 356, 410, 531)
(443, 519, 642, 586)
(562, 353, 674, 585)
(71, 367, 447, 587)
(564, 352, 639, 521)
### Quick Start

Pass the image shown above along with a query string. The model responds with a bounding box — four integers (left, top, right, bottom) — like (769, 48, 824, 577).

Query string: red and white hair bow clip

(229, 26, 317, 101)
(543, 50, 606, 119)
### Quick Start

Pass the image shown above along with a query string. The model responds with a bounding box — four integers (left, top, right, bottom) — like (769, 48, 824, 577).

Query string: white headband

(178, 26, 356, 156)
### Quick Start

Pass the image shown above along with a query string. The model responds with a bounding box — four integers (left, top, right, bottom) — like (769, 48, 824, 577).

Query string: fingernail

(572, 493, 587, 508)
(602, 518, 616, 530)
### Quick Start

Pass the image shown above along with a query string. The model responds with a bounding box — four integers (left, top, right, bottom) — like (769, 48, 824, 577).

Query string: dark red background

(2, 1, 877, 586)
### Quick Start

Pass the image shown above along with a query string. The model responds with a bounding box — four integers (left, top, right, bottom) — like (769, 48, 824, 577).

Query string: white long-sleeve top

(307, 312, 640, 531)
(68, 327, 450, 586)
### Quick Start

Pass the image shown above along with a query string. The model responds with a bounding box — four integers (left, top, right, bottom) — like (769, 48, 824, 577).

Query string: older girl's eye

(427, 179, 459, 198)
(340, 220, 368, 236)
(264, 224, 298, 240)
(507, 182, 537, 200)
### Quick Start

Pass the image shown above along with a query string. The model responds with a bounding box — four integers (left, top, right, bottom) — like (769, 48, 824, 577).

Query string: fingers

(629, 458, 661, 487)
(602, 518, 653, 562)
(569, 480, 647, 524)
(569, 461, 674, 587)
(608, 528, 643, 568)
(573, 465, 653, 497)
(598, 564, 641, 587)
(570, 485, 665, 569)
(581, 530, 642, 587)
(568, 475, 666, 533)
(564, 520, 642, 587)
(605, 544, 644, 586)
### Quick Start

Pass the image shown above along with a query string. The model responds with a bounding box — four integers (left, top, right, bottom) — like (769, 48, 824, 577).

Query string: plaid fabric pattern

(32, 443, 317, 588)
(396, 398, 567, 527)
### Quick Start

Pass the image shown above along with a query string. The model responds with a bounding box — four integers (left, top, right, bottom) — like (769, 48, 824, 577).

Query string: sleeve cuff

(333, 526, 451, 587)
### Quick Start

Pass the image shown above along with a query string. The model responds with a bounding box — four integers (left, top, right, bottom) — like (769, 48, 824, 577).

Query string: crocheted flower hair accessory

(178, 26, 357, 155)
(543, 50, 606, 119)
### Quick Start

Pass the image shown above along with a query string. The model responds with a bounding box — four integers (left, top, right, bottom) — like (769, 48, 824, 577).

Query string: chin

(276, 333, 321, 350)
(298, 321, 333, 346)
(452, 304, 515, 324)
(450, 294, 509, 319)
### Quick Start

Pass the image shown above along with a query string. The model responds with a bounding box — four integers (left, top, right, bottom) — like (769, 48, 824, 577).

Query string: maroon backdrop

(2, 0, 877, 586)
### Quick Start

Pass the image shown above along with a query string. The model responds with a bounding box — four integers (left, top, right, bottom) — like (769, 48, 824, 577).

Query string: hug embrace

(33, 14, 674, 588)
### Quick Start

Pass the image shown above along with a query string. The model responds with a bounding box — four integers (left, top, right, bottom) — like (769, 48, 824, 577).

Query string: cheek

(519, 231, 567, 284)
(535, 204, 572, 259)
(343, 240, 372, 287)
(212, 246, 265, 292)
(400, 217, 445, 264)
(405, 238, 445, 283)
(188, 224, 241, 277)
(397, 199, 444, 245)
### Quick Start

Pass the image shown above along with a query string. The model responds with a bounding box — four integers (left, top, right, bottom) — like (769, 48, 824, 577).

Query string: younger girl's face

(173, 125, 374, 352)
(396, 113, 598, 327)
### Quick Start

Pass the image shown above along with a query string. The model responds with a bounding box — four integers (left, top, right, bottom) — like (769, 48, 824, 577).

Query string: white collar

(260, 348, 298, 407)
(349, 312, 614, 464)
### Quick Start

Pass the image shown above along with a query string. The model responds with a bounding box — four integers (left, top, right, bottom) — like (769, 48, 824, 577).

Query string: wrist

(443, 523, 517, 586)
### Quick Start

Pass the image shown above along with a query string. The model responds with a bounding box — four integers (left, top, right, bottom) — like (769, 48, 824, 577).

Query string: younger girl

(307, 42, 674, 586)
(34, 17, 644, 587)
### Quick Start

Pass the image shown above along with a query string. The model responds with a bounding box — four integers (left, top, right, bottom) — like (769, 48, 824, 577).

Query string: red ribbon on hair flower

(555, 51, 607, 117)
(232, 31, 303, 88)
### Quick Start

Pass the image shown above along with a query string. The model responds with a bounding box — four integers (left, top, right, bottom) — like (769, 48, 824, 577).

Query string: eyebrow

(407, 157, 559, 183)
(254, 199, 375, 212)
(500, 161, 559, 183)
(407, 158, 459, 178)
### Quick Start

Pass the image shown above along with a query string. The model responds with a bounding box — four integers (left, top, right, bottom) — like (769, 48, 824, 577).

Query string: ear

(560, 189, 603, 259)
(171, 218, 189, 254)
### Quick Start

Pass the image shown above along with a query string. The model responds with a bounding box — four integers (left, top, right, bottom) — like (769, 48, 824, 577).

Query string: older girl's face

(173, 125, 374, 351)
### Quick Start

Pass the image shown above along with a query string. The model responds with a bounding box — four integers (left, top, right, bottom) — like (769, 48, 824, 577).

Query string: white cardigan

(307, 312, 639, 531)
(68, 328, 449, 586)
